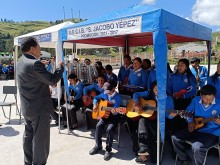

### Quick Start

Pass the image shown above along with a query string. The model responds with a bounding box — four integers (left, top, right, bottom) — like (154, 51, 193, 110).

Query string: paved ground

(0, 79, 219, 165)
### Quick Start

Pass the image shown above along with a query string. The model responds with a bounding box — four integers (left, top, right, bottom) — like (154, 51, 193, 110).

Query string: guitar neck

(201, 116, 219, 124)
(102, 107, 113, 111)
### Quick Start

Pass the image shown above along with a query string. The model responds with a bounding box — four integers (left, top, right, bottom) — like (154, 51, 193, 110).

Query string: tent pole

(123, 36, 129, 56)
(153, 30, 168, 165)
(206, 41, 212, 77)
(14, 45, 18, 86)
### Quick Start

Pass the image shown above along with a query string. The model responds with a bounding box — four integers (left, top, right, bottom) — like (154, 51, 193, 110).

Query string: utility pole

(63, 6, 66, 21)
(78, 10, 80, 21)
(71, 8, 74, 22)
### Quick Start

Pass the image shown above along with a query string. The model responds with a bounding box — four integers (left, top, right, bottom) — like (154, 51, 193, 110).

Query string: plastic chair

(0, 86, 21, 124)
(117, 94, 131, 148)
(174, 137, 220, 165)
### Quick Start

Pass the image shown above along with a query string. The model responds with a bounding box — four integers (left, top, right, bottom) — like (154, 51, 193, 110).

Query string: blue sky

(1, 0, 219, 31)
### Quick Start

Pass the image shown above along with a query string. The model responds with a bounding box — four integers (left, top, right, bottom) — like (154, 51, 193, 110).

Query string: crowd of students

(49, 56, 220, 165)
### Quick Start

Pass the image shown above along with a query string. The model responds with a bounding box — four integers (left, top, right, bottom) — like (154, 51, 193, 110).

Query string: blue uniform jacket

(128, 68, 148, 89)
(207, 75, 220, 100)
(118, 64, 133, 83)
(69, 81, 84, 100)
(167, 73, 197, 99)
(83, 83, 104, 95)
(93, 92, 121, 108)
(190, 65, 208, 88)
(186, 96, 220, 136)
(133, 90, 174, 119)
(104, 72, 118, 83)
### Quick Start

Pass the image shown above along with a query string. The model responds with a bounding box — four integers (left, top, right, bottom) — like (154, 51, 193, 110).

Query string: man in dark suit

(16, 37, 64, 165)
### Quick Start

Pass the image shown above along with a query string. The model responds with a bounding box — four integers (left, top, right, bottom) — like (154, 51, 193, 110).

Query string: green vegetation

(0, 18, 219, 65)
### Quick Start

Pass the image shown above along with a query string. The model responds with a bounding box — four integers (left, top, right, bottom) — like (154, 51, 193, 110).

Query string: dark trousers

(23, 115, 50, 165)
(172, 129, 218, 165)
(138, 117, 157, 163)
(95, 114, 121, 152)
(62, 98, 83, 126)
(127, 117, 140, 154)
(171, 98, 192, 134)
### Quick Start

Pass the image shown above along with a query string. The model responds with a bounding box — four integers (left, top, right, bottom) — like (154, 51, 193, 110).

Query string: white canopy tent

(13, 21, 110, 82)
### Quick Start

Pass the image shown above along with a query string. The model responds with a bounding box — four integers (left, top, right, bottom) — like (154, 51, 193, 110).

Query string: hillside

(0, 18, 85, 53)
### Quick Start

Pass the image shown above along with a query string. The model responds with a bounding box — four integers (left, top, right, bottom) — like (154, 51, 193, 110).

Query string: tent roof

(14, 21, 108, 49)
(60, 4, 212, 47)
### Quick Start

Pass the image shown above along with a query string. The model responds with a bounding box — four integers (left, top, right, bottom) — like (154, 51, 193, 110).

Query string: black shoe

(103, 151, 111, 161)
(180, 160, 190, 165)
(138, 149, 149, 156)
(135, 157, 147, 164)
(89, 146, 102, 155)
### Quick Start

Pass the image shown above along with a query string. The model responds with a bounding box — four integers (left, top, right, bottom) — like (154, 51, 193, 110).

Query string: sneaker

(89, 146, 102, 155)
(103, 151, 111, 161)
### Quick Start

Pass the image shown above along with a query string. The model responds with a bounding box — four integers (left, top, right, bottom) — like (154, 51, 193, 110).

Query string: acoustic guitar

(194, 115, 220, 130)
(82, 90, 97, 107)
(92, 100, 127, 120)
(126, 98, 194, 119)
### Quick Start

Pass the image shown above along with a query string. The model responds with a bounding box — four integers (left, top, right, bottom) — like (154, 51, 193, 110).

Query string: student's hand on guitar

(188, 122, 195, 132)
(169, 112, 177, 117)
(213, 118, 220, 125)
(111, 109, 117, 115)
(134, 105, 141, 113)
(93, 105, 98, 112)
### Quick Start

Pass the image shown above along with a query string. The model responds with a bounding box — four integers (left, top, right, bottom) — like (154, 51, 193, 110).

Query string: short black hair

(95, 61, 102, 66)
(124, 55, 131, 61)
(190, 57, 200, 64)
(200, 84, 216, 96)
(105, 64, 113, 71)
(133, 57, 142, 64)
(68, 73, 77, 79)
(106, 81, 117, 91)
(20, 37, 38, 53)
(84, 58, 91, 63)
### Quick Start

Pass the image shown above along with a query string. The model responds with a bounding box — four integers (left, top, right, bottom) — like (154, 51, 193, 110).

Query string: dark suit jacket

(17, 54, 64, 117)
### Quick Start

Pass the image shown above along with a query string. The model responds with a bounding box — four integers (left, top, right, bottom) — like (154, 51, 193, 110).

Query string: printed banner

(18, 33, 52, 45)
(67, 16, 142, 40)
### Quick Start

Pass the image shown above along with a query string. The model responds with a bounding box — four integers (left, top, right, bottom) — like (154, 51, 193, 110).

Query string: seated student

(207, 61, 220, 100)
(83, 75, 107, 129)
(83, 75, 106, 98)
(132, 81, 174, 163)
(126, 57, 148, 95)
(89, 82, 121, 161)
(167, 58, 197, 133)
(172, 84, 220, 165)
(118, 55, 133, 94)
(62, 73, 84, 129)
(142, 59, 151, 71)
(104, 64, 118, 83)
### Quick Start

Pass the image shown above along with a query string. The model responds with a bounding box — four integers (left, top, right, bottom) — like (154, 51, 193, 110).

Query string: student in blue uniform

(132, 81, 175, 163)
(89, 82, 121, 161)
(83, 75, 106, 96)
(207, 61, 220, 100)
(62, 73, 84, 129)
(83, 75, 107, 129)
(127, 57, 148, 95)
(190, 58, 208, 90)
(118, 55, 133, 94)
(167, 58, 197, 133)
(172, 84, 220, 165)
(104, 64, 118, 83)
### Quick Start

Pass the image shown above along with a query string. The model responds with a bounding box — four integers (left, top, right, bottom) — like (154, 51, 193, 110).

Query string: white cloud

(185, 17, 191, 21)
(192, 0, 220, 26)
(141, 0, 156, 5)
